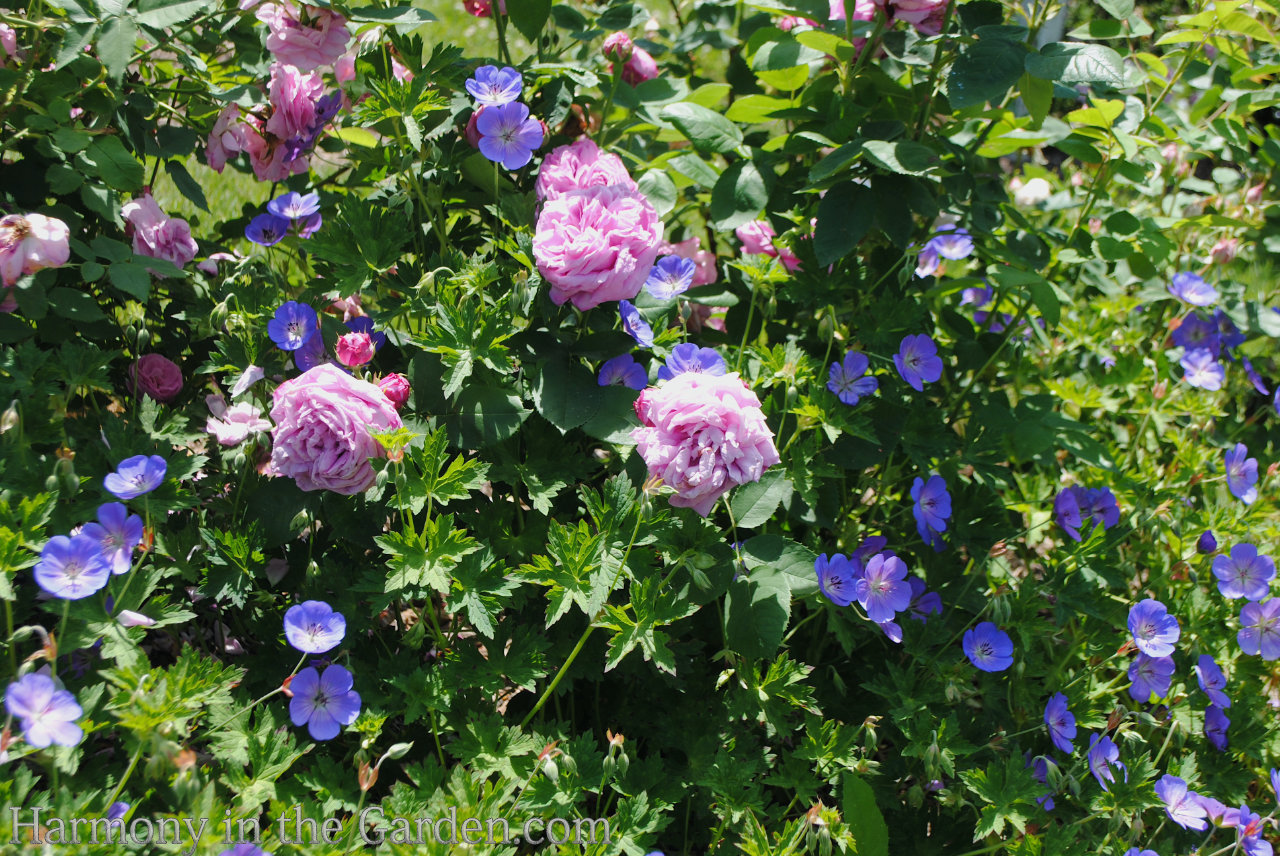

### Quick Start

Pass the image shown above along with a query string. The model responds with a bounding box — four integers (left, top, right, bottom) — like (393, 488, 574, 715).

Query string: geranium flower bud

(1197, 530, 1217, 554)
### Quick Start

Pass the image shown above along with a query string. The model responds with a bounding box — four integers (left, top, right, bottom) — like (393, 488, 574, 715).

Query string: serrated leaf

(814, 181, 873, 265)
(164, 160, 208, 212)
(96, 15, 138, 82)
(108, 262, 151, 302)
(724, 573, 790, 661)
(346, 5, 436, 24)
(378, 515, 480, 595)
(860, 139, 939, 176)
(507, 0, 551, 40)
(1025, 43, 1125, 88)
(741, 535, 819, 596)
(711, 159, 769, 230)
(136, 0, 204, 27)
(659, 103, 744, 154)
(85, 136, 144, 191)
(533, 357, 601, 433)
(730, 469, 793, 529)
(947, 38, 1028, 109)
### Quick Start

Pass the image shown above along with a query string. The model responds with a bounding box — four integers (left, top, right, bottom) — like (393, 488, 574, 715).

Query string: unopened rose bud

(464, 108, 485, 148)
(336, 331, 376, 367)
(602, 31, 634, 63)
(1246, 182, 1264, 204)
(378, 373, 411, 409)
(1210, 237, 1238, 264)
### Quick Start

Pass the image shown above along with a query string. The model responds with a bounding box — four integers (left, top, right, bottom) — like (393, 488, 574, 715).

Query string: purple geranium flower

(1087, 734, 1126, 792)
(344, 316, 387, 352)
(907, 575, 942, 622)
(893, 334, 943, 392)
(1244, 358, 1270, 396)
(465, 65, 523, 107)
(283, 600, 346, 654)
(1128, 599, 1180, 657)
(1128, 653, 1175, 702)
(1214, 309, 1246, 351)
(828, 351, 878, 406)
(268, 191, 320, 220)
(1235, 805, 1271, 856)
(80, 502, 144, 575)
(644, 256, 696, 300)
(106, 802, 130, 822)
(1205, 704, 1230, 751)
(914, 245, 940, 278)
(619, 300, 654, 348)
(658, 343, 726, 382)
(816, 554, 859, 607)
(1054, 486, 1119, 542)
(104, 454, 167, 501)
(294, 331, 327, 372)
(1029, 755, 1057, 811)
(4, 673, 83, 748)
(960, 283, 994, 307)
(268, 301, 320, 352)
(1156, 775, 1208, 830)
(1272, 768, 1280, 804)
(1172, 314, 1221, 356)
(855, 554, 911, 623)
(476, 102, 543, 170)
(1239, 599, 1280, 659)
(1044, 692, 1076, 754)
(1169, 271, 1218, 306)
(1226, 443, 1259, 505)
(1195, 655, 1231, 708)
(925, 224, 973, 260)
(599, 354, 647, 390)
(289, 664, 361, 741)
(1181, 348, 1224, 390)
(962, 621, 1013, 672)
(1213, 543, 1275, 601)
(1123, 849, 1158, 856)
(246, 213, 290, 247)
(911, 475, 951, 552)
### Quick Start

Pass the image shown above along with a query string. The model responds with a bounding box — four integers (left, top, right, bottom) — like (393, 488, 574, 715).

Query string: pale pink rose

(129, 354, 183, 402)
(463, 0, 506, 16)
(256, 1, 350, 71)
(632, 372, 780, 516)
(660, 236, 717, 286)
(378, 373, 411, 409)
(207, 394, 272, 446)
(196, 251, 239, 276)
(122, 195, 198, 273)
(620, 45, 657, 86)
(391, 57, 412, 82)
(535, 138, 636, 201)
(207, 105, 248, 172)
(1246, 183, 1264, 205)
(830, 0, 880, 52)
(1211, 237, 1239, 264)
(533, 184, 664, 310)
(683, 303, 727, 333)
(335, 51, 356, 83)
(265, 63, 323, 141)
(0, 213, 71, 287)
(0, 24, 19, 64)
(270, 363, 404, 494)
(736, 220, 801, 271)
(602, 32, 634, 62)
(778, 16, 820, 29)
(885, 0, 947, 35)
(336, 331, 375, 367)
(231, 365, 266, 397)
(330, 294, 364, 322)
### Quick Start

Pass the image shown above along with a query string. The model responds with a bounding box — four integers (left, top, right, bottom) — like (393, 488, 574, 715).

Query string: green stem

(105, 742, 145, 808)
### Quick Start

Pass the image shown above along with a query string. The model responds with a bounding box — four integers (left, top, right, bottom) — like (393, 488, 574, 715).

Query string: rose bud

(377, 373, 411, 409)
(602, 31, 634, 63)
(129, 353, 183, 402)
(335, 331, 376, 368)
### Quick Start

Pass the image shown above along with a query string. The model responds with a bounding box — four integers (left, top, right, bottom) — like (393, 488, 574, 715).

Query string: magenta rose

(620, 45, 658, 85)
(377, 373, 411, 409)
(632, 372, 781, 516)
(270, 364, 404, 495)
(535, 139, 637, 202)
(335, 331, 375, 367)
(256, 1, 350, 71)
(129, 354, 183, 402)
(533, 184, 663, 310)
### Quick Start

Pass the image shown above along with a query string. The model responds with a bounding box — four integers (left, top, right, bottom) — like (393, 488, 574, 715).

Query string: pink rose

(660, 236, 717, 286)
(884, 0, 946, 35)
(336, 331, 376, 367)
(0, 213, 71, 287)
(330, 294, 364, 322)
(206, 394, 272, 445)
(535, 138, 637, 201)
(377, 373, 411, 409)
(270, 363, 404, 494)
(256, 1, 350, 71)
(632, 372, 780, 516)
(196, 251, 239, 276)
(265, 63, 323, 141)
(129, 354, 183, 402)
(778, 16, 820, 30)
(241, 123, 310, 182)
(463, 0, 506, 16)
(207, 105, 248, 172)
(122, 195, 198, 273)
(620, 45, 658, 86)
(829, 0, 880, 51)
(0, 24, 20, 65)
(682, 303, 727, 334)
(602, 32, 634, 62)
(1211, 237, 1239, 265)
(735, 220, 800, 271)
(533, 184, 663, 310)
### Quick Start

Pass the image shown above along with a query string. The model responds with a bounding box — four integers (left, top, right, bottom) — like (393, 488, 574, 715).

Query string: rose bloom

(256, 1, 350, 71)
(377, 373, 411, 409)
(883, 0, 947, 34)
(240, 121, 310, 183)
(464, 0, 506, 15)
(660, 237, 717, 286)
(270, 363, 404, 495)
(121, 195, 198, 273)
(0, 213, 71, 287)
(535, 139, 637, 202)
(736, 220, 801, 271)
(533, 184, 663, 310)
(129, 354, 183, 402)
(632, 372, 780, 516)
(0, 24, 20, 65)
(265, 62, 323, 141)
(207, 105, 248, 172)
(619, 45, 658, 85)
